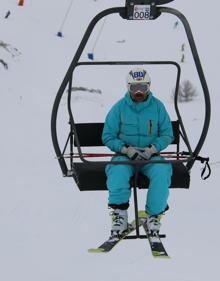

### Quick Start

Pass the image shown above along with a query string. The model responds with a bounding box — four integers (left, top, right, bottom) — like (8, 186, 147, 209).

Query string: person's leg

(106, 156, 134, 207)
(106, 156, 134, 234)
(141, 158, 172, 216)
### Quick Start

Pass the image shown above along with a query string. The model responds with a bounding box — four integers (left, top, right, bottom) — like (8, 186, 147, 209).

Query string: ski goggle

(129, 83, 150, 93)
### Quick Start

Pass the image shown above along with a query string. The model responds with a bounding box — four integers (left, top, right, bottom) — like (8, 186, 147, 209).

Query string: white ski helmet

(127, 68, 151, 92)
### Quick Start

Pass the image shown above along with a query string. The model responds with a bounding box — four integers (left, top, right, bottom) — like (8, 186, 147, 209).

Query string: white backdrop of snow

(0, 1, 219, 281)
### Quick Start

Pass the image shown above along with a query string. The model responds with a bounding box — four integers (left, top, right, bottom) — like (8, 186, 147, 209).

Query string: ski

(88, 219, 140, 253)
(138, 211, 170, 258)
(88, 211, 170, 257)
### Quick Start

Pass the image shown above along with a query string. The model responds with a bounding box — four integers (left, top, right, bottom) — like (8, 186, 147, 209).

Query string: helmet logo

(130, 70, 146, 81)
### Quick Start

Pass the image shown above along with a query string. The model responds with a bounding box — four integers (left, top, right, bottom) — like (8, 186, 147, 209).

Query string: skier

(102, 68, 174, 237)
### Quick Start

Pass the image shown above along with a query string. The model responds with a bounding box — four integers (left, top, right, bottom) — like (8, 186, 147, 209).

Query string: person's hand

(141, 144, 157, 160)
(121, 146, 143, 160)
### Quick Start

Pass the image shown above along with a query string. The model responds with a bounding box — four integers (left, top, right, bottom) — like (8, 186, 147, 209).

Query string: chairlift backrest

(74, 121, 179, 147)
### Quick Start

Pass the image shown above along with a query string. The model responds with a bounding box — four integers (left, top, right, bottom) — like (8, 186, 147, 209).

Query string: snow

(0, 1, 219, 281)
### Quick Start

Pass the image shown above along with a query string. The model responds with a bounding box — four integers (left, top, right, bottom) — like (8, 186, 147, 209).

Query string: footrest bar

(124, 234, 166, 239)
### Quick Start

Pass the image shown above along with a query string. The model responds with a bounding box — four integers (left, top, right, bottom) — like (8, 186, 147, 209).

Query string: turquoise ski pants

(105, 156, 172, 215)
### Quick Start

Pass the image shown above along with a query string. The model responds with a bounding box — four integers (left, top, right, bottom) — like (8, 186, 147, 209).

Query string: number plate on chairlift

(133, 5, 151, 20)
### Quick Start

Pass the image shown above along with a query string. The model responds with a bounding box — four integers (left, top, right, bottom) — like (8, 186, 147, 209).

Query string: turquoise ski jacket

(102, 92, 174, 152)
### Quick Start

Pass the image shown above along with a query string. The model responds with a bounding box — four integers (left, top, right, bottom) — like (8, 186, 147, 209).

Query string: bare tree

(181, 43, 185, 52)
(181, 53, 185, 63)
(0, 40, 21, 70)
(0, 40, 21, 57)
(173, 80, 198, 102)
(0, 59, 8, 69)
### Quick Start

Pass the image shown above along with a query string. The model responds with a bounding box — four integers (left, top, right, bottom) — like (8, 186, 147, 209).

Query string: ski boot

(109, 209, 128, 240)
(145, 215, 161, 235)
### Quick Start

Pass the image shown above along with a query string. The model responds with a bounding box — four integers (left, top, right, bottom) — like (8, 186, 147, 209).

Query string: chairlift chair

(51, 0, 211, 239)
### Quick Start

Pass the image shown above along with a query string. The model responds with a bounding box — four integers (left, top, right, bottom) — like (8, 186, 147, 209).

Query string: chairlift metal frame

(51, 0, 211, 239)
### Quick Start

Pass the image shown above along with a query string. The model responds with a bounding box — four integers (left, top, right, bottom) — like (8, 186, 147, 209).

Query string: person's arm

(102, 104, 126, 153)
(152, 102, 174, 152)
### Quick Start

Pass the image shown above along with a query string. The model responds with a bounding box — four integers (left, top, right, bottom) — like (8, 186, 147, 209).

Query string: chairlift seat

(73, 121, 190, 191)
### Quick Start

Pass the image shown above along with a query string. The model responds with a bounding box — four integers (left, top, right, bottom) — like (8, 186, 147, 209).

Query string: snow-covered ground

(0, 1, 219, 281)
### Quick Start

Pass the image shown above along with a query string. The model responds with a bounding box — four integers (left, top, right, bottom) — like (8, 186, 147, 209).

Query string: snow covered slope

(0, 1, 219, 281)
